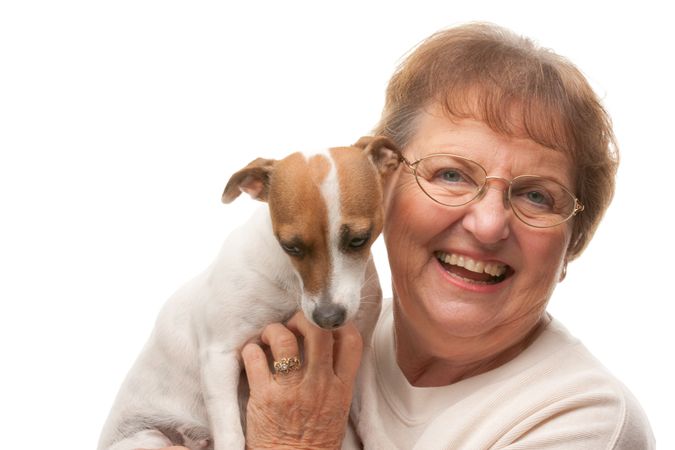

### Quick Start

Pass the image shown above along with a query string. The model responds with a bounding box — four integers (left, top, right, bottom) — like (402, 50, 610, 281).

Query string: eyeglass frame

(397, 152, 585, 228)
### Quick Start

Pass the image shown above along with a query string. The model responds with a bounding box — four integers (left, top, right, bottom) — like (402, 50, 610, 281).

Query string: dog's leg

(201, 348, 246, 450)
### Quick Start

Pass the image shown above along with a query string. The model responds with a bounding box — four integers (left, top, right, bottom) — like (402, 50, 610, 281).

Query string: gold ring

(273, 356, 301, 375)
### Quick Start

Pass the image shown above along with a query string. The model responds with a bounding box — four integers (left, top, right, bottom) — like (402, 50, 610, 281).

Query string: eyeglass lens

(413, 154, 578, 227)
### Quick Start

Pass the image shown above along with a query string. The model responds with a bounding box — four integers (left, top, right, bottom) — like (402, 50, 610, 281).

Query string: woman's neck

(393, 302, 550, 387)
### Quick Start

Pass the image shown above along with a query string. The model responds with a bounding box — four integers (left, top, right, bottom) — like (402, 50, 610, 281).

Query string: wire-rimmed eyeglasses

(399, 153, 584, 228)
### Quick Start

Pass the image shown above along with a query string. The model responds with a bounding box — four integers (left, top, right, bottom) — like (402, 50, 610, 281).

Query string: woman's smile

(433, 249, 514, 295)
(435, 250, 511, 282)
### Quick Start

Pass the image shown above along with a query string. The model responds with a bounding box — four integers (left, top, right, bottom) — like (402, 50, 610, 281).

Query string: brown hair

(375, 23, 618, 260)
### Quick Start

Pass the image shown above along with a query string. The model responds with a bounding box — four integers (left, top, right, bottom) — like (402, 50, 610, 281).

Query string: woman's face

(384, 105, 575, 359)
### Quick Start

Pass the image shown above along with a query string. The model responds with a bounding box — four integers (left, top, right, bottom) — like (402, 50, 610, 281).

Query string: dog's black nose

(312, 304, 347, 329)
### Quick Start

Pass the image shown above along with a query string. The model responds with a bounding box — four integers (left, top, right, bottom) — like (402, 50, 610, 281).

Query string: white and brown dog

(98, 136, 400, 450)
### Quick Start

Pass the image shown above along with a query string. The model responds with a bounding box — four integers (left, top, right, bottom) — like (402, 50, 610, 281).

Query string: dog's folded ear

(222, 157, 276, 204)
(354, 136, 401, 176)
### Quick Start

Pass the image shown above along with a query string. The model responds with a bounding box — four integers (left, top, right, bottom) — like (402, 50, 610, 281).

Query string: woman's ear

(559, 258, 568, 282)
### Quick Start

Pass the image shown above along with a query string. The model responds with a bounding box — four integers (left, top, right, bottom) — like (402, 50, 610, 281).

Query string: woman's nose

(461, 185, 511, 244)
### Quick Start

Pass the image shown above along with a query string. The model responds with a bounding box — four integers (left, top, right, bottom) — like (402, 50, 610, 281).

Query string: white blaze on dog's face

(268, 147, 386, 329)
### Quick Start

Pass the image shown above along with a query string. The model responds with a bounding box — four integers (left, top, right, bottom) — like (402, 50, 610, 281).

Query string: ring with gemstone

(273, 356, 301, 375)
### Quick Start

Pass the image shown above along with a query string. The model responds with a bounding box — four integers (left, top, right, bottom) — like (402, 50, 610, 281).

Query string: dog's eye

(348, 235, 369, 249)
(281, 243, 303, 257)
(339, 225, 372, 253)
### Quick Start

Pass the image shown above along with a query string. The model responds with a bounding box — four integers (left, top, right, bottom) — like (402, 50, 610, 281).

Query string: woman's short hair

(375, 22, 618, 260)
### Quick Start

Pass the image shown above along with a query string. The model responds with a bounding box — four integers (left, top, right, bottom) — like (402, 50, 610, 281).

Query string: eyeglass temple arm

(395, 151, 415, 169)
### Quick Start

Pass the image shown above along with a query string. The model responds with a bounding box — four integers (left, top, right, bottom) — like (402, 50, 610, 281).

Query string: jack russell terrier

(98, 136, 400, 450)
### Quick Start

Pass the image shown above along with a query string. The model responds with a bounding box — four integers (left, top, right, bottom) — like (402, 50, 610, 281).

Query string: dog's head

(222, 136, 400, 329)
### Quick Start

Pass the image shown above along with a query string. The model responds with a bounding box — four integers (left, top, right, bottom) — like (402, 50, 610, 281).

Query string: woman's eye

(439, 168, 464, 183)
(523, 190, 553, 208)
(527, 191, 546, 204)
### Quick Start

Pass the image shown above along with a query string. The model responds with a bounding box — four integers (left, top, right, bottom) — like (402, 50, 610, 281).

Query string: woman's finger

(287, 311, 334, 374)
(241, 342, 271, 392)
(333, 322, 363, 384)
(260, 322, 303, 382)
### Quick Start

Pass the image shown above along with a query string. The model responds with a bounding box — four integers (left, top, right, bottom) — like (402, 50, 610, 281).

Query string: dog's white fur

(98, 138, 399, 450)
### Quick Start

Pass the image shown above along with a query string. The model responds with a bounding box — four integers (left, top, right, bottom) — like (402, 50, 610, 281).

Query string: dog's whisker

(361, 272, 379, 286)
(358, 303, 380, 308)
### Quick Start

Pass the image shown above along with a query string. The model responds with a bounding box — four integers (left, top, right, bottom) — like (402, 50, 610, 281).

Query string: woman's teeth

(435, 251, 507, 277)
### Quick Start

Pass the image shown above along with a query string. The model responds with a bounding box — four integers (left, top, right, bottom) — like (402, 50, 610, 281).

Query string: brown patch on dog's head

(330, 137, 402, 249)
(267, 152, 331, 298)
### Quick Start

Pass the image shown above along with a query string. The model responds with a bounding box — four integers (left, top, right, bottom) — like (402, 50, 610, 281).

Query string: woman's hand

(242, 311, 363, 450)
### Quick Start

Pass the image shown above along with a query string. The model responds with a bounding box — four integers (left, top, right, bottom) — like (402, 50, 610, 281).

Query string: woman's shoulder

(454, 316, 656, 449)
(509, 316, 655, 448)
(527, 317, 639, 396)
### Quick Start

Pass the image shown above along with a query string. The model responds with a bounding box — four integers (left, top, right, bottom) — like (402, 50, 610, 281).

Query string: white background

(1, 1, 672, 448)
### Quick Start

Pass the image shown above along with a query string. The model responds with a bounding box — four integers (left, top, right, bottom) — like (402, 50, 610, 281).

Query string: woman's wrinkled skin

(384, 106, 574, 387)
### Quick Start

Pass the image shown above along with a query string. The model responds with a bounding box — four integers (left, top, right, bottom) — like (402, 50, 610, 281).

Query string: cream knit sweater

(345, 300, 654, 449)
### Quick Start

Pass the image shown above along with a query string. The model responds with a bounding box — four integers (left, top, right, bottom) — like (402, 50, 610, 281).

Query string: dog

(98, 136, 400, 450)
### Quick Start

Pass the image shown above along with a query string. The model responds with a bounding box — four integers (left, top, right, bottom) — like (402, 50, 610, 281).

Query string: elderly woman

(158, 22, 655, 450)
